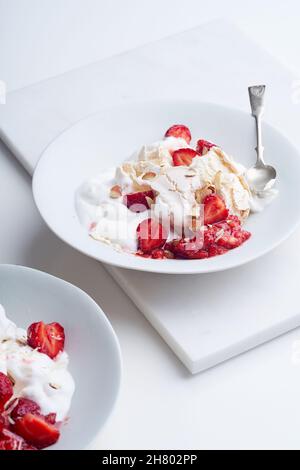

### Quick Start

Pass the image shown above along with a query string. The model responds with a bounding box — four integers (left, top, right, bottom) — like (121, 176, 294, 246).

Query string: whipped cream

(76, 135, 277, 253)
(0, 305, 75, 422)
(248, 187, 279, 213)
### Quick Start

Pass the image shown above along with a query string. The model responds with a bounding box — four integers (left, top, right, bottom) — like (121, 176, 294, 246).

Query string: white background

(1, 0, 300, 450)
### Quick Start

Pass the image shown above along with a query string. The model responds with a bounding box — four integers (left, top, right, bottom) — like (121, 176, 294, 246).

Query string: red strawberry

(0, 414, 7, 433)
(165, 124, 192, 144)
(44, 413, 57, 425)
(0, 427, 35, 450)
(27, 322, 65, 360)
(0, 373, 13, 412)
(203, 194, 229, 225)
(208, 244, 229, 258)
(0, 438, 36, 450)
(151, 249, 165, 259)
(217, 229, 251, 249)
(0, 434, 23, 451)
(137, 218, 168, 253)
(136, 250, 152, 258)
(123, 190, 155, 213)
(10, 398, 41, 422)
(168, 238, 208, 259)
(172, 148, 199, 167)
(13, 413, 60, 449)
(196, 139, 217, 155)
(223, 214, 241, 230)
(203, 224, 219, 247)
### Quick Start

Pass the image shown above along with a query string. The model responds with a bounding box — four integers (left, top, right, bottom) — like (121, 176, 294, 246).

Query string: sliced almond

(214, 171, 222, 191)
(132, 181, 152, 192)
(145, 196, 154, 207)
(110, 185, 122, 198)
(49, 383, 60, 390)
(142, 171, 157, 181)
(195, 184, 215, 203)
(215, 228, 225, 242)
(122, 162, 134, 175)
(7, 373, 15, 386)
(185, 168, 197, 178)
(135, 167, 144, 177)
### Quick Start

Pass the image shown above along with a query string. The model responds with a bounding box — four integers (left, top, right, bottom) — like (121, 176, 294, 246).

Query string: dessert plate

(0, 265, 122, 450)
(33, 100, 300, 274)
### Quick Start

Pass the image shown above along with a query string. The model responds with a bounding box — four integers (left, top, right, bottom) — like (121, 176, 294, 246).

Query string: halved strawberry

(165, 124, 192, 144)
(0, 373, 13, 412)
(196, 139, 217, 155)
(168, 238, 208, 259)
(123, 190, 155, 213)
(137, 218, 168, 253)
(27, 322, 65, 360)
(172, 148, 199, 167)
(203, 194, 229, 225)
(13, 413, 60, 449)
(10, 398, 41, 422)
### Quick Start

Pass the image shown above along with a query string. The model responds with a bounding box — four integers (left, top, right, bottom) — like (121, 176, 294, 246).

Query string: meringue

(76, 135, 256, 253)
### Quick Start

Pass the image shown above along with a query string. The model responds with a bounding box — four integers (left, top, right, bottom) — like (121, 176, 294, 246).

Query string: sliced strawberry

(165, 124, 192, 144)
(137, 218, 168, 253)
(123, 190, 155, 213)
(168, 238, 208, 259)
(196, 139, 217, 155)
(0, 438, 19, 450)
(27, 322, 65, 360)
(13, 413, 60, 449)
(10, 398, 41, 422)
(203, 194, 229, 225)
(208, 244, 229, 258)
(0, 373, 13, 412)
(203, 224, 219, 247)
(217, 229, 251, 249)
(0, 427, 34, 451)
(223, 214, 241, 230)
(172, 148, 199, 166)
(44, 413, 56, 425)
(0, 431, 37, 450)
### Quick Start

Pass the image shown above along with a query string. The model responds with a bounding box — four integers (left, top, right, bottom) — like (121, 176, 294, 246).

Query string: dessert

(76, 124, 276, 260)
(0, 305, 75, 450)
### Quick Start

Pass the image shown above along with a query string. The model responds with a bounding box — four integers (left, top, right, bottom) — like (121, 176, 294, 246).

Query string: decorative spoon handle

(248, 85, 266, 167)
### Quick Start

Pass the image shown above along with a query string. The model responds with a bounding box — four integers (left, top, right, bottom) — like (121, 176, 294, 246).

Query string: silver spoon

(246, 85, 277, 193)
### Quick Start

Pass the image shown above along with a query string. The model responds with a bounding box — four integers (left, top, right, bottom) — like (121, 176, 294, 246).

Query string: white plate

(33, 100, 300, 274)
(0, 265, 122, 450)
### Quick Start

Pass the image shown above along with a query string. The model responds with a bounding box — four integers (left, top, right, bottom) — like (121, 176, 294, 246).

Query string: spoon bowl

(246, 164, 277, 192)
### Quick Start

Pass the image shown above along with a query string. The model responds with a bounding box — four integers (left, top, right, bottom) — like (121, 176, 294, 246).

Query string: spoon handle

(248, 85, 266, 167)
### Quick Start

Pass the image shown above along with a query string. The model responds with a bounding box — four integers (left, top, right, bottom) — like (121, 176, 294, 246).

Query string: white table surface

(1, 0, 300, 450)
